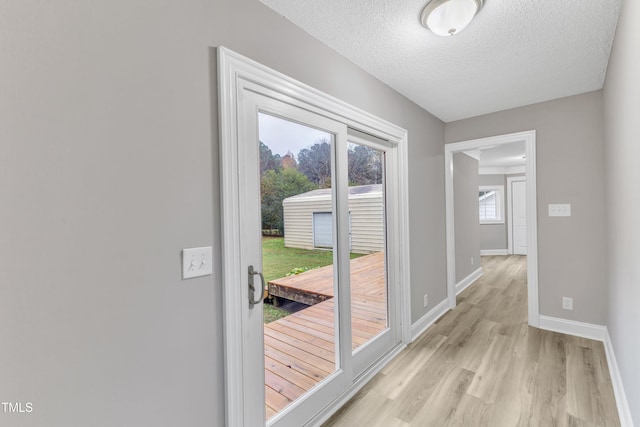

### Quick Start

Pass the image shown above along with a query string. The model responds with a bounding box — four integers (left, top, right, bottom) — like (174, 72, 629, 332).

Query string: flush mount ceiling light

(420, 0, 484, 37)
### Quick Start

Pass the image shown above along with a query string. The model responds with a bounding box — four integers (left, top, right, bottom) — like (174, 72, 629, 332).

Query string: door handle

(248, 265, 266, 308)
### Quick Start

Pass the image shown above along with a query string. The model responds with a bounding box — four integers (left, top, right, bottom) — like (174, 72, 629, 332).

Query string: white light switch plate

(182, 246, 213, 279)
(548, 204, 571, 217)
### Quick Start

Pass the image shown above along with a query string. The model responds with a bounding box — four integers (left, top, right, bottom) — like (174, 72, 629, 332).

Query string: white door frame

(507, 175, 527, 255)
(217, 46, 412, 426)
(444, 131, 539, 327)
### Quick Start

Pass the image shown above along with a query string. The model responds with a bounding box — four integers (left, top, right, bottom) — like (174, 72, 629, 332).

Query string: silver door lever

(248, 265, 266, 308)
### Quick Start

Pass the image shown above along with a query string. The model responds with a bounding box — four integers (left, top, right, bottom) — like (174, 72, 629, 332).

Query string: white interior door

(511, 179, 527, 255)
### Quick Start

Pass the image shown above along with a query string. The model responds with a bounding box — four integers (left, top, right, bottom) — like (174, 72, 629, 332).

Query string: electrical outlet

(562, 297, 573, 311)
(423, 294, 428, 308)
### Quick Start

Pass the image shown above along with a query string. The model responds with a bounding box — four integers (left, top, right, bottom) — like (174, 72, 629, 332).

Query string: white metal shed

(282, 184, 384, 254)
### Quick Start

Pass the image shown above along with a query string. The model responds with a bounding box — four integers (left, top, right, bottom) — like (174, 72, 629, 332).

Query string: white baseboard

(456, 267, 483, 296)
(313, 317, 634, 427)
(538, 317, 634, 426)
(603, 328, 635, 427)
(480, 249, 509, 256)
(538, 315, 607, 341)
(411, 298, 449, 342)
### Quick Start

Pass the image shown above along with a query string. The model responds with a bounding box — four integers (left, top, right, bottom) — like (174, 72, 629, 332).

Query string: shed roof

(284, 184, 382, 203)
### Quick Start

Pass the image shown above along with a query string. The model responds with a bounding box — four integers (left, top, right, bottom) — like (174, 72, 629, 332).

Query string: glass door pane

(347, 142, 388, 353)
(258, 112, 339, 421)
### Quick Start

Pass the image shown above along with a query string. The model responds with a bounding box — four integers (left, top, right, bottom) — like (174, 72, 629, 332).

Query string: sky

(258, 112, 331, 158)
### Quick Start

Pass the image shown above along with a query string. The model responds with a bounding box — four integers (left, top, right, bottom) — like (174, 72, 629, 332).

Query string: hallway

(324, 256, 620, 426)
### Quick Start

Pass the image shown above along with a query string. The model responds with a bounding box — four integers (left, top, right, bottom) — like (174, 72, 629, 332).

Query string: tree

(281, 151, 297, 169)
(260, 141, 282, 176)
(296, 140, 383, 188)
(348, 144, 383, 185)
(297, 140, 332, 188)
(261, 168, 316, 232)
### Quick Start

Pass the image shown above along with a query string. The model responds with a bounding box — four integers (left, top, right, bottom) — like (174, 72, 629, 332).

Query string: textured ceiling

(261, 0, 623, 122)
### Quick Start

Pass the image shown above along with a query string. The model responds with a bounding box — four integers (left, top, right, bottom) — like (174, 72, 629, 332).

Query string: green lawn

(264, 303, 294, 323)
(262, 236, 362, 282)
(262, 236, 331, 282)
(261, 236, 363, 323)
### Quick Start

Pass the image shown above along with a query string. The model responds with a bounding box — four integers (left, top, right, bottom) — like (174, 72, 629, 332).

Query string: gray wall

(0, 1, 445, 426)
(478, 174, 505, 186)
(603, 0, 640, 422)
(478, 174, 508, 251)
(453, 153, 481, 282)
(446, 91, 607, 325)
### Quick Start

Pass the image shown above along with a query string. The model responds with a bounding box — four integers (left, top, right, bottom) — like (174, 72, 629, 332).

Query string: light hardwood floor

(323, 255, 620, 427)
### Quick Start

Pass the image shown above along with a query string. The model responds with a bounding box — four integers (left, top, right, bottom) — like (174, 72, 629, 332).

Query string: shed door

(313, 212, 333, 248)
(313, 212, 352, 249)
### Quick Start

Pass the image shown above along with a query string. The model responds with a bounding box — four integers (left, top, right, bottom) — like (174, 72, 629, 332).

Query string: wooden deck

(268, 251, 387, 304)
(264, 252, 387, 419)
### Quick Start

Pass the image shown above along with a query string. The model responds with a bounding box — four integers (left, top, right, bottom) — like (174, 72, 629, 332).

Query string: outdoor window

(479, 185, 504, 224)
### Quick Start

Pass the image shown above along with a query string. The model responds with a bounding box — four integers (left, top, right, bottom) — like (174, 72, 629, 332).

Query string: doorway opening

(444, 131, 539, 327)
